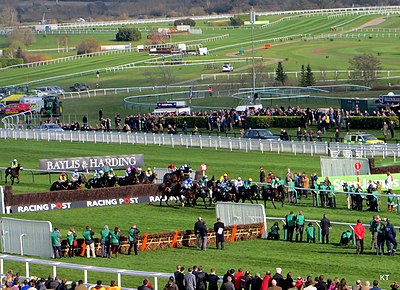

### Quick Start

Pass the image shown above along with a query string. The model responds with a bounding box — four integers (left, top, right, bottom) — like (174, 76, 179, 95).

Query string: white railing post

(117, 273, 122, 288)
(25, 262, 30, 278)
(84, 269, 88, 284)
(154, 277, 158, 290)
(53, 265, 57, 279)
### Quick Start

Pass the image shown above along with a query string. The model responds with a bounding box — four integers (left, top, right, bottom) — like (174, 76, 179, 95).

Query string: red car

(4, 103, 31, 115)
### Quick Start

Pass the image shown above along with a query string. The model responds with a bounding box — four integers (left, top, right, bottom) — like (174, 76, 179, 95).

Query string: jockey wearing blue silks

(183, 177, 194, 189)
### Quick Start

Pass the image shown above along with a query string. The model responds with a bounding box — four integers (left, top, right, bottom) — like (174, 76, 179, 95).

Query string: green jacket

(270, 225, 279, 235)
(128, 227, 140, 242)
(306, 226, 315, 239)
(67, 231, 76, 246)
(83, 230, 94, 244)
(286, 214, 295, 227)
(110, 231, 120, 245)
(296, 214, 305, 226)
(51, 231, 61, 246)
(101, 229, 110, 244)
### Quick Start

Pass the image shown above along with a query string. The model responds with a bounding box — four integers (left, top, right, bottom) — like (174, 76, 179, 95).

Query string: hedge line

(0, 58, 23, 68)
(246, 116, 303, 128)
(347, 116, 399, 129)
(165, 116, 399, 130)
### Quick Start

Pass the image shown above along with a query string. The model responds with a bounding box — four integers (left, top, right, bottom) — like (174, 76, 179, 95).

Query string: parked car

(343, 132, 384, 145)
(69, 83, 89, 92)
(4, 103, 31, 115)
(242, 129, 280, 140)
(37, 123, 64, 132)
(222, 63, 234, 72)
(36, 86, 65, 95)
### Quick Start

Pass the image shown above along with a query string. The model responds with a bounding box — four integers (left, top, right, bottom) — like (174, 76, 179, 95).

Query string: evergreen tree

(275, 62, 287, 85)
(305, 64, 316, 86)
(299, 64, 307, 87)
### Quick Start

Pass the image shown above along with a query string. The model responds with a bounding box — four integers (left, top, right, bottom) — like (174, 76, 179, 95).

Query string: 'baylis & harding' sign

(39, 154, 144, 171)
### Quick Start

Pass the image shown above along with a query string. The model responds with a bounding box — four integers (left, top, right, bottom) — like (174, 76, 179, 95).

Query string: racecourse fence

(0, 254, 170, 290)
(1, 128, 400, 159)
(201, 70, 400, 81)
(266, 217, 400, 242)
(0, 49, 134, 72)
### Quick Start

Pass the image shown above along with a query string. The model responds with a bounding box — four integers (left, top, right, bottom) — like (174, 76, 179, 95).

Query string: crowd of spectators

(38, 103, 398, 136)
(1, 270, 122, 290)
(170, 265, 396, 290)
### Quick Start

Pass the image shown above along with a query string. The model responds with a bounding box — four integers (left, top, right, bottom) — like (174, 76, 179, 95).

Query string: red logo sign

(354, 162, 361, 171)
(200, 164, 207, 171)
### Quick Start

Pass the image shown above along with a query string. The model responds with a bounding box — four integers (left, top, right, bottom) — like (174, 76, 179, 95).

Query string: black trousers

(128, 242, 138, 255)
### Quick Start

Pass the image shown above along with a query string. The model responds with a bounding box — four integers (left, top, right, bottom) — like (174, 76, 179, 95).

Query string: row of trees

(275, 62, 316, 87)
(2, 1, 398, 22)
(274, 54, 381, 87)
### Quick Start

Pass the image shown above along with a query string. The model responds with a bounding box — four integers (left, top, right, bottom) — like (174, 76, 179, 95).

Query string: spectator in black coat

(273, 268, 284, 288)
(251, 274, 262, 290)
(196, 266, 207, 290)
(207, 269, 219, 290)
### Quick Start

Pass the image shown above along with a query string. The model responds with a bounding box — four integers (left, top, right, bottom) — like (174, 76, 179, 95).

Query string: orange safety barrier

(79, 241, 86, 257)
(264, 44, 272, 49)
(259, 224, 265, 237)
(231, 224, 237, 242)
(141, 233, 149, 251)
(172, 230, 179, 248)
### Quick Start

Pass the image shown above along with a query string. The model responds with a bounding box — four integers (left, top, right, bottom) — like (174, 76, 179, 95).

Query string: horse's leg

(271, 198, 277, 209)
(16, 176, 20, 184)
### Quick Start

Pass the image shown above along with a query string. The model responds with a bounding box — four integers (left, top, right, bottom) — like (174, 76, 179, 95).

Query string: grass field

(1, 11, 400, 288)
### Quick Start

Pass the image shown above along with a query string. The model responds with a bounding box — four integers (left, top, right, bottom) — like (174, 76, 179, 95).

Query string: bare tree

(0, 7, 18, 26)
(348, 53, 382, 87)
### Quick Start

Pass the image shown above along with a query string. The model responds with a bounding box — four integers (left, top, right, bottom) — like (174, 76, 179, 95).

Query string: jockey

(82, 163, 89, 179)
(168, 163, 176, 172)
(126, 165, 135, 176)
(198, 175, 208, 188)
(102, 162, 111, 175)
(235, 177, 244, 189)
(10, 159, 18, 169)
(97, 168, 104, 178)
(71, 169, 79, 182)
(183, 177, 194, 189)
(145, 168, 153, 177)
(108, 168, 115, 178)
(59, 172, 67, 182)
(220, 174, 231, 190)
(271, 176, 280, 188)
(244, 178, 253, 189)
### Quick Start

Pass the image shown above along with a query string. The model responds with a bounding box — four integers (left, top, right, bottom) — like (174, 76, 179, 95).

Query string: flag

(189, 86, 193, 100)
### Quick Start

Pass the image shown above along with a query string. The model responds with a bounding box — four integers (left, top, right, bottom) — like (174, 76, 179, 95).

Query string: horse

(50, 180, 69, 191)
(237, 184, 260, 204)
(5, 164, 23, 185)
(261, 185, 285, 209)
(181, 182, 202, 207)
(158, 181, 184, 206)
(163, 170, 183, 184)
(143, 173, 157, 184)
(117, 169, 140, 186)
